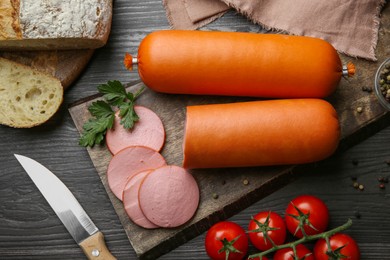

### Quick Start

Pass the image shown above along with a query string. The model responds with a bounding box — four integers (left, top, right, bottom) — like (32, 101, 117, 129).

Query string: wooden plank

(68, 5, 390, 258)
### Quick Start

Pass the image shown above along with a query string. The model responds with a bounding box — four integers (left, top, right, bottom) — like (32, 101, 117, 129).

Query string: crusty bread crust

(0, 57, 63, 128)
(0, 0, 112, 50)
(0, 0, 22, 40)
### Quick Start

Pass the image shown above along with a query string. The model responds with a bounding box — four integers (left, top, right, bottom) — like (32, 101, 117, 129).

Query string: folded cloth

(162, 0, 387, 60)
(162, 0, 230, 30)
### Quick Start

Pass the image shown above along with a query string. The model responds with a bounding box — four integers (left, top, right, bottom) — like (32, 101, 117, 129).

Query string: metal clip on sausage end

(124, 52, 138, 71)
(342, 62, 355, 77)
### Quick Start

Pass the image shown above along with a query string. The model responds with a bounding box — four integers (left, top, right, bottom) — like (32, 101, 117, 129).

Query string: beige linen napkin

(163, 0, 230, 30)
(162, 0, 387, 60)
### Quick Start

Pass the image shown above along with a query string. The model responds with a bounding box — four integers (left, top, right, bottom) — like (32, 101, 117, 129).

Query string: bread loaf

(0, 0, 112, 50)
(0, 57, 63, 128)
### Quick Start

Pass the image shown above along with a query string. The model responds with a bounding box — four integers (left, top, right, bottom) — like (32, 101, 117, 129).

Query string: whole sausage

(125, 30, 355, 98)
(183, 99, 340, 169)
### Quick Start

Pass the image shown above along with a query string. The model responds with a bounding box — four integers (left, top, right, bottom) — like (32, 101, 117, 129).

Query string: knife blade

(14, 154, 116, 260)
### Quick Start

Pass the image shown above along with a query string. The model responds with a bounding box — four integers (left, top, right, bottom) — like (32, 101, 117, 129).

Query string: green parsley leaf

(88, 100, 114, 118)
(119, 102, 140, 129)
(97, 80, 127, 106)
(78, 113, 115, 147)
(78, 81, 145, 148)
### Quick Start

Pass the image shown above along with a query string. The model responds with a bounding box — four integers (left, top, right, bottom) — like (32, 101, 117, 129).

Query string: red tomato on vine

(314, 233, 360, 260)
(273, 244, 315, 260)
(248, 211, 286, 251)
(285, 195, 329, 238)
(205, 221, 249, 260)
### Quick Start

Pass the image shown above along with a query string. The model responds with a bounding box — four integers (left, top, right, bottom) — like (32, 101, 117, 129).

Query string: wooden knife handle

(79, 231, 116, 260)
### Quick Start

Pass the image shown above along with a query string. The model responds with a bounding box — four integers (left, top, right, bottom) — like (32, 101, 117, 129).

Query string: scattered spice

(358, 184, 364, 191)
(378, 176, 389, 183)
(377, 175, 389, 190)
(352, 159, 359, 166)
(354, 210, 361, 219)
(212, 193, 219, 199)
(362, 86, 373, 93)
(353, 182, 359, 189)
(356, 106, 363, 113)
(243, 179, 249, 186)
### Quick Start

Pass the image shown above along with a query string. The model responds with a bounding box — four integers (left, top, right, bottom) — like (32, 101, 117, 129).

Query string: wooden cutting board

(69, 8, 390, 259)
(0, 50, 94, 90)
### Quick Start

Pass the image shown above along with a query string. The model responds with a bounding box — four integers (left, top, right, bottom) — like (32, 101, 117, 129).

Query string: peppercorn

(358, 184, 364, 190)
(354, 211, 361, 219)
(378, 62, 390, 103)
(356, 107, 363, 113)
(243, 179, 249, 185)
(212, 193, 219, 199)
(353, 182, 359, 189)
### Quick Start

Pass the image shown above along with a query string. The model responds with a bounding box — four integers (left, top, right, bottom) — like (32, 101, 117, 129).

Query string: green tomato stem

(248, 219, 353, 259)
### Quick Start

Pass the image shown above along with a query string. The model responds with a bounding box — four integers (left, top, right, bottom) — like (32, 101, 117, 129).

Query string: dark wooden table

(1, 1, 390, 259)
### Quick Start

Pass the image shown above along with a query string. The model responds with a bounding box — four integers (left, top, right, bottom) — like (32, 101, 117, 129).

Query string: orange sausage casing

(182, 99, 340, 169)
(129, 30, 353, 98)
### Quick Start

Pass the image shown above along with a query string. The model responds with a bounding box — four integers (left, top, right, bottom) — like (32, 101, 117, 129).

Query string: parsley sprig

(79, 80, 144, 147)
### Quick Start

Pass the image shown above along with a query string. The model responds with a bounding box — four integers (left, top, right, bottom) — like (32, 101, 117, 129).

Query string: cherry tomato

(273, 244, 315, 260)
(248, 211, 286, 251)
(205, 221, 249, 260)
(313, 233, 360, 260)
(285, 195, 329, 238)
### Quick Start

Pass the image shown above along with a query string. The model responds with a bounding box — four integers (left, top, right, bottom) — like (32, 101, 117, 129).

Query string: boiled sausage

(122, 170, 158, 229)
(139, 165, 199, 228)
(183, 99, 340, 169)
(107, 146, 166, 200)
(106, 106, 165, 155)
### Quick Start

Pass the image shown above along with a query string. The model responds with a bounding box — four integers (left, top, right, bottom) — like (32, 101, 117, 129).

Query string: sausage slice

(122, 170, 159, 229)
(107, 145, 166, 200)
(139, 165, 199, 228)
(106, 106, 165, 155)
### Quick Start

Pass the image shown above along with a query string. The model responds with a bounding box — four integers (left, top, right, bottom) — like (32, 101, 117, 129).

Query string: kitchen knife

(14, 154, 116, 260)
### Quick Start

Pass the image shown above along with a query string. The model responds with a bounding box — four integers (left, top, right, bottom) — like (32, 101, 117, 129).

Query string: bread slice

(0, 0, 112, 50)
(0, 57, 63, 128)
